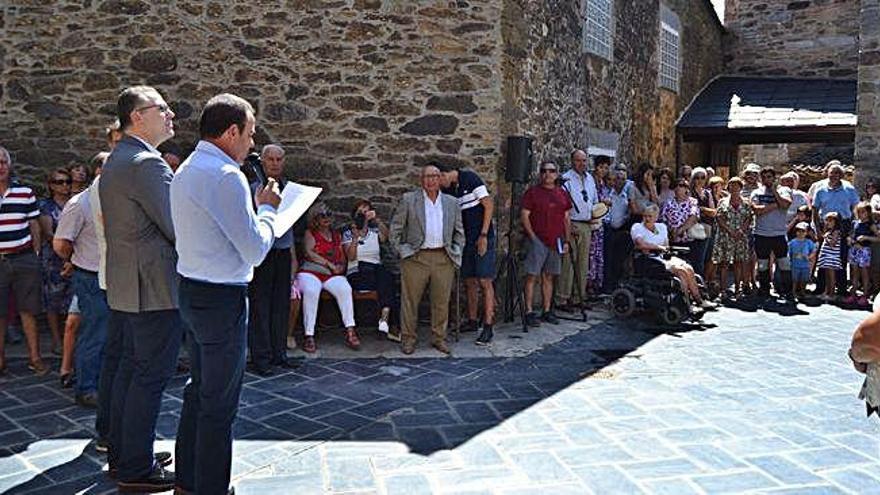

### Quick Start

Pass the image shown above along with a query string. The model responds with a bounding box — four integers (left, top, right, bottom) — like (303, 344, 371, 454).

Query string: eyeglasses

(136, 103, 171, 114)
(423, 173, 441, 179)
(51, 179, 72, 185)
(541, 168, 558, 174)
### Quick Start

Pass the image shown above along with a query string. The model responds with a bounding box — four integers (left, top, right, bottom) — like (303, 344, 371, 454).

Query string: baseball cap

(795, 222, 809, 231)
(744, 163, 761, 174)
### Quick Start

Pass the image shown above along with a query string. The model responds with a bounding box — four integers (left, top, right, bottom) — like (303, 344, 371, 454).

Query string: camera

(353, 212, 368, 230)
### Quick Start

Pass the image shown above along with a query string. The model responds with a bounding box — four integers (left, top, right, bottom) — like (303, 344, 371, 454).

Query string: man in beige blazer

(390, 165, 465, 355)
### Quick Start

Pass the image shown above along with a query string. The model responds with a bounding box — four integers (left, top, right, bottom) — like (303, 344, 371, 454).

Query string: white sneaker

(378, 320, 390, 333)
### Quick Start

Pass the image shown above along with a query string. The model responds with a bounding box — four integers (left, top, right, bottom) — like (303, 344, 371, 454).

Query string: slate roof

(677, 76, 857, 135)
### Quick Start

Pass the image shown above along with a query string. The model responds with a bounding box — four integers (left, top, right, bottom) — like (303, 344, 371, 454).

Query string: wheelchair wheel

(658, 306, 684, 326)
(611, 288, 636, 318)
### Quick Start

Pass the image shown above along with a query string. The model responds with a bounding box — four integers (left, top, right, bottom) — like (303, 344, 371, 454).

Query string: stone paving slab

(1, 302, 880, 494)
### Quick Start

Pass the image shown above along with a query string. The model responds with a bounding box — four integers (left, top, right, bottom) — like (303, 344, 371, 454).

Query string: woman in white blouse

(343, 199, 398, 340)
(630, 204, 707, 308)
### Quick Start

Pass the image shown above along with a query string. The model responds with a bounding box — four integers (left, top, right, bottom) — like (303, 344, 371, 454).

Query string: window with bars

(659, 21, 680, 92)
(583, 0, 613, 60)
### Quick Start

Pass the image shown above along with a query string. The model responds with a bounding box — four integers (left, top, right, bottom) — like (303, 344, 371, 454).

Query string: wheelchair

(609, 246, 706, 326)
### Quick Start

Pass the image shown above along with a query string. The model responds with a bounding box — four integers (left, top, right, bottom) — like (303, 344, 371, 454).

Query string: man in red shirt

(521, 162, 572, 327)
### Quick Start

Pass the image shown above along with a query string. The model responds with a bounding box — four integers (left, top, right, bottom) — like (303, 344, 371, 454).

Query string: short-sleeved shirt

(660, 197, 699, 243)
(0, 182, 40, 253)
(521, 185, 572, 247)
(89, 177, 108, 289)
(341, 225, 382, 273)
(607, 187, 631, 229)
(445, 170, 494, 242)
(630, 222, 669, 249)
(750, 185, 792, 237)
(55, 188, 100, 272)
(788, 237, 816, 270)
(813, 182, 860, 220)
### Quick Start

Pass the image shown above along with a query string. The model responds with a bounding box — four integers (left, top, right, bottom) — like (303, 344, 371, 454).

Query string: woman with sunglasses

(38, 168, 74, 356)
(295, 205, 359, 353)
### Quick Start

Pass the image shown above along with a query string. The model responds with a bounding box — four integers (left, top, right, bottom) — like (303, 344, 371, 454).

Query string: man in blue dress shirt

(170, 93, 280, 495)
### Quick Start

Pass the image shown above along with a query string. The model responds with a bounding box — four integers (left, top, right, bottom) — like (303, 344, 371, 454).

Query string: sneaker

(116, 465, 175, 492)
(378, 319, 390, 333)
(526, 312, 541, 327)
(475, 325, 493, 346)
(541, 311, 560, 324)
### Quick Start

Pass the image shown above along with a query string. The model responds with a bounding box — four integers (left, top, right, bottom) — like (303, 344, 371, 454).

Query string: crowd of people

(0, 82, 876, 493)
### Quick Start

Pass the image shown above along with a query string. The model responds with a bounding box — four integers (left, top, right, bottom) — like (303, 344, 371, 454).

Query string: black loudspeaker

(505, 135, 533, 183)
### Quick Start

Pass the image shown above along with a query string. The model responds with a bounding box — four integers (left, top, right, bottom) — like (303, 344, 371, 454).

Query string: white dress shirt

(422, 191, 445, 249)
(561, 169, 598, 222)
(170, 141, 277, 285)
(89, 177, 108, 289)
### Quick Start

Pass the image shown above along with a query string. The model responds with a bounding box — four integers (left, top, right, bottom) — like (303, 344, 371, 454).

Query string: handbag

(688, 223, 710, 240)
(300, 260, 333, 276)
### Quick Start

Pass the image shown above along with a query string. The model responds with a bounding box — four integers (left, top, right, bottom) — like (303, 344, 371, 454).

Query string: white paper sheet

(274, 182, 322, 238)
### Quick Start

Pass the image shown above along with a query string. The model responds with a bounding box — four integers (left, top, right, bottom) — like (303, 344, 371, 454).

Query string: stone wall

(724, 0, 860, 78)
(855, 0, 880, 189)
(1, 1, 505, 217)
(501, 0, 723, 173)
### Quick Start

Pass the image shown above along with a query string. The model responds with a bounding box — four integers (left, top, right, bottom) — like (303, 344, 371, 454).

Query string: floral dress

(712, 198, 753, 264)
(587, 181, 612, 291)
(660, 197, 699, 244)
(39, 198, 73, 313)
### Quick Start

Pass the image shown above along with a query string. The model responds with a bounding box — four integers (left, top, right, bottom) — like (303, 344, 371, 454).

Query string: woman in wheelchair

(630, 204, 709, 310)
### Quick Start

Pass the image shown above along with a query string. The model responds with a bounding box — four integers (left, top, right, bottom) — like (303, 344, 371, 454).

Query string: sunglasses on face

(51, 179, 72, 185)
(541, 168, 557, 174)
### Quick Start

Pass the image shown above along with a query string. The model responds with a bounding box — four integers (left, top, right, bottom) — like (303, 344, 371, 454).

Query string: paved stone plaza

(1, 303, 879, 494)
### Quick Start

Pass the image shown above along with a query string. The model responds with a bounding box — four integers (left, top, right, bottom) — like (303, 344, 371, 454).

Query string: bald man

(247, 144, 297, 375)
(390, 165, 465, 355)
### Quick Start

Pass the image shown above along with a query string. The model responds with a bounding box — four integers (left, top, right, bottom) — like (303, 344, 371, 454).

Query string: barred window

(583, 0, 613, 60)
(659, 21, 680, 92)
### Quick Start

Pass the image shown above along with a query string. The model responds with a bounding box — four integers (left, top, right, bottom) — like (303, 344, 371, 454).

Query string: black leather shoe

(60, 372, 75, 388)
(247, 363, 274, 377)
(475, 325, 493, 346)
(273, 359, 299, 370)
(117, 465, 175, 492)
(75, 393, 98, 409)
(175, 486, 235, 495)
(95, 438, 109, 454)
(109, 452, 172, 479)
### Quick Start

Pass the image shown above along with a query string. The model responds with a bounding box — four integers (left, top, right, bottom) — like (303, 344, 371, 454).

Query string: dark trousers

(348, 262, 396, 310)
(109, 309, 182, 481)
(96, 310, 126, 441)
(72, 270, 109, 395)
(175, 278, 248, 495)
(604, 225, 633, 293)
(247, 248, 290, 370)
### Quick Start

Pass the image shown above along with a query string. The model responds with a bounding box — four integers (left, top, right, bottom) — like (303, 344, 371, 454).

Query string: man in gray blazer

(390, 165, 465, 355)
(99, 86, 178, 492)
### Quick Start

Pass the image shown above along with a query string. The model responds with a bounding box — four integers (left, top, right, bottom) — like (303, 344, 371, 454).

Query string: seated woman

(630, 204, 709, 310)
(296, 206, 360, 353)
(342, 199, 398, 341)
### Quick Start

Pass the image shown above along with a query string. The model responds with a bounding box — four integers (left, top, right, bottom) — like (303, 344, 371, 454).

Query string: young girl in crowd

(818, 212, 843, 302)
(847, 201, 879, 306)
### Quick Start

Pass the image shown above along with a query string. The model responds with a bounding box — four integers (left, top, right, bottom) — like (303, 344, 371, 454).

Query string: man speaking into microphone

(169, 93, 280, 495)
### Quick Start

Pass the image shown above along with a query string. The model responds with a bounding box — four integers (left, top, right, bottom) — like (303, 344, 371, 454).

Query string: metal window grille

(583, 0, 613, 60)
(659, 21, 680, 92)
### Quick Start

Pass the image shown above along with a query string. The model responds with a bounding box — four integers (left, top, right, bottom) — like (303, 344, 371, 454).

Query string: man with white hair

(780, 171, 809, 223)
(247, 144, 298, 376)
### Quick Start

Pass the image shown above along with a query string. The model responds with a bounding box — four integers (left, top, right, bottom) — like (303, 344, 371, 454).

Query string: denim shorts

(461, 234, 496, 279)
(792, 266, 811, 283)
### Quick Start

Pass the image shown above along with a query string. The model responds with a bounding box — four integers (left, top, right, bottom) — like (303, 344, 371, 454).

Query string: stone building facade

(1, 0, 723, 217)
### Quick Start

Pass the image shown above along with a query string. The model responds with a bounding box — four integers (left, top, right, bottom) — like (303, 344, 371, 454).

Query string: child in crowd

(787, 205, 816, 241)
(818, 212, 843, 302)
(788, 222, 816, 300)
(847, 201, 879, 306)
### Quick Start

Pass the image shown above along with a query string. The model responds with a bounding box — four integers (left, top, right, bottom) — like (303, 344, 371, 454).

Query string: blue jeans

(72, 269, 109, 395)
(109, 309, 181, 481)
(175, 278, 248, 495)
(96, 310, 126, 441)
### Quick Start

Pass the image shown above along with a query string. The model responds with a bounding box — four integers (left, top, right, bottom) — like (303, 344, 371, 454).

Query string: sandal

(303, 336, 317, 354)
(28, 361, 49, 376)
(60, 371, 75, 388)
(344, 329, 361, 350)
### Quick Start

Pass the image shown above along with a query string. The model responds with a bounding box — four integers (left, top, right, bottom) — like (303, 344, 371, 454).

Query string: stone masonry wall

(724, 0, 860, 78)
(0, 1, 504, 218)
(501, 0, 723, 172)
(855, 0, 880, 189)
